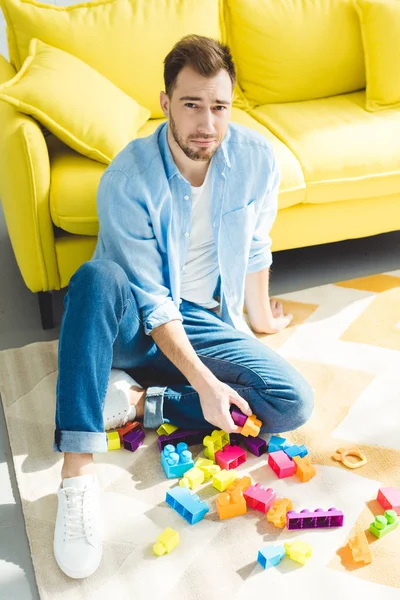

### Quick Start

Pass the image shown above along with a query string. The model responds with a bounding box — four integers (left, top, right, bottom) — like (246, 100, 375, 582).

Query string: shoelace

(63, 487, 92, 541)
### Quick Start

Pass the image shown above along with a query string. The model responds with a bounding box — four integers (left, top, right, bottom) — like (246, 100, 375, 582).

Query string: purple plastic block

(229, 432, 243, 446)
(123, 428, 145, 452)
(286, 507, 344, 530)
(231, 408, 247, 427)
(243, 436, 267, 457)
(158, 429, 212, 451)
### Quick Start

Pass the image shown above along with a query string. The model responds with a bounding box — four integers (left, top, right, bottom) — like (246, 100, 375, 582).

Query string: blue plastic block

(161, 442, 194, 479)
(257, 545, 286, 569)
(268, 435, 291, 453)
(284, 444, 308, 459)
(166, 486, 210, 524)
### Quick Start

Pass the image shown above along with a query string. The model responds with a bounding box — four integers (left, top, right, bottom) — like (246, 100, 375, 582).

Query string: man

(53, 35, 314, 579)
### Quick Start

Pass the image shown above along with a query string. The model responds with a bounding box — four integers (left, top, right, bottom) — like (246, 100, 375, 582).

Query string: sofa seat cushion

(49, 110, 306, 236)
(251, 91, 400, 204)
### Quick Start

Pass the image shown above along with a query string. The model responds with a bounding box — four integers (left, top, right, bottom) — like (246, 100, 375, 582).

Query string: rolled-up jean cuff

(53, 429, 108, 453)
(143, 386, 167, 429)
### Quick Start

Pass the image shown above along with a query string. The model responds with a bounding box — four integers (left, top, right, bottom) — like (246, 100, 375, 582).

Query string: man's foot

(53, 474, 102, 579)
(103, 369, 146, 431)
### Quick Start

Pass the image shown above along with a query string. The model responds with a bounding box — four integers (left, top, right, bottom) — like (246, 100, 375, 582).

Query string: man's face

(161, 66, 233, 162)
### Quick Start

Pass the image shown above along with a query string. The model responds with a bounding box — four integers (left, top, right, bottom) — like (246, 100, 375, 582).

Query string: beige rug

(1, 272, 400, 600)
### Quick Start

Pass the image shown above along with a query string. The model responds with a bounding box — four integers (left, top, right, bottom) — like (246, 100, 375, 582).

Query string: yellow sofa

(0, 0, 400, 328)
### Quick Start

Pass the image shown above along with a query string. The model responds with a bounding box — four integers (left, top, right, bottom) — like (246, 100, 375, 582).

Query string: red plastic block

(268, 450, 296, 478)
(377, 487, 400, 515)
(215, 445, 247, 470)
(243, 483, 276, 513)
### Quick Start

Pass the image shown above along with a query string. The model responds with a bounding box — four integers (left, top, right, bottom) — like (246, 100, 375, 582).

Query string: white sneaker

(103, 369, 143, 431)
(53, 474, 102, 579)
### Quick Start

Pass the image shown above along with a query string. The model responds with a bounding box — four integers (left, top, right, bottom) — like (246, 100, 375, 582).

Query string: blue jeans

(54, 259, 314, 453)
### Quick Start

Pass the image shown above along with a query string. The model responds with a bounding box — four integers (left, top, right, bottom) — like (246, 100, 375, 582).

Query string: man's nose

(197, 110, 216, 135)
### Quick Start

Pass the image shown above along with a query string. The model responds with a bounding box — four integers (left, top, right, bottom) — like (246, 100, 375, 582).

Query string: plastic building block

(244, 483, 276, 513)
(268, 450, 296, 478)
(179, 466, 205, 489)
(123, 428, 145, 452)
(158, 429, 211, 451)
(333, 446, 367, 469)
(231, 408, 248, 427)
(157, 423, 178, 436)
(268, 435, 292, 453)
(369, 510, 399, 539)
(243, 436, 267, 457)
(215, 445, 247, 470)
(293, 455, 316, 483)
(284, 444, 308, 459)
(161, 443, 194, 479)
(107, 431, 121, 450)
(203, 430, 230, 461)
(284, 540, 312, 565)
(153, 528, 180, 556)
(267, 498, 293, 528)
(194, 457, 221, 480)
(241, 414, 262, 437)
(216, 476, 252, 520)
(229, 432, 242, 446)
(377, 487, 400, 515)
(212, 469, 238, 492)
(257, 545, 286, 569)
(287, 507, 344, 530)
(165, 486, 210, 524)
(348, 530, 372, 564)
(117, 420, 141, 442)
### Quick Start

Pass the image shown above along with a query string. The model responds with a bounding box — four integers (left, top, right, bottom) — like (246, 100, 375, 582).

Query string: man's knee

(70, 259, 128, 293)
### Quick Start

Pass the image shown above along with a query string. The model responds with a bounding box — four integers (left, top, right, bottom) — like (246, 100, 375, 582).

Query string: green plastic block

(369, 510, 399, 539)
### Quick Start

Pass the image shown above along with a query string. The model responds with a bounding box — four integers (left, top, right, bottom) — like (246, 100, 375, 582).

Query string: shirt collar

(157, 121, 232, 182)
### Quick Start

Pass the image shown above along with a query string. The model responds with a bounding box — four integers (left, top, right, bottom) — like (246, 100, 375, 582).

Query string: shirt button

(184, 195, 189, 200)
(184, 232, 190, 238)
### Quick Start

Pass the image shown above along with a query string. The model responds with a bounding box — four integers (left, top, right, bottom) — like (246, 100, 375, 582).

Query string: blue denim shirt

(92, 121, 279, 338)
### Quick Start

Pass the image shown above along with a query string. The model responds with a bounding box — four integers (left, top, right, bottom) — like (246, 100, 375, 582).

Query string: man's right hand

(196, 378, 252, 433)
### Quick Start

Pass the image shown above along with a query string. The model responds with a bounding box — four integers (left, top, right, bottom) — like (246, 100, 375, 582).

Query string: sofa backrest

(223, 0, 366, 106)
(0, 0, 223, 119)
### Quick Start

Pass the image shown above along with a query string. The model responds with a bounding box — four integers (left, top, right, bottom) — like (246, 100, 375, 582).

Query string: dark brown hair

(164, 34, 236, 97)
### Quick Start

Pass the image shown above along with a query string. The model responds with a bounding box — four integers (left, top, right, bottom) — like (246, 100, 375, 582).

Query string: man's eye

(185, 103, 197, 108)
(215, 106, 227, 111)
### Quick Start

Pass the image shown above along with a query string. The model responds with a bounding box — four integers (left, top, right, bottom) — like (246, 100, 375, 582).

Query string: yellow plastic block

(195, 457, 221, 480)
(348, 530, 372, 564)
(107, 431, 121, 451)
(153, 528, 180, 556)
(240, 414, 262, 437)
(157, 423, 179, 436)
(179, 467, 205, 490)
(203, 430, 230, 461)
(267, 498, 293, 528)
(284, 540, 312, 565)
(212, 469, 238, 492)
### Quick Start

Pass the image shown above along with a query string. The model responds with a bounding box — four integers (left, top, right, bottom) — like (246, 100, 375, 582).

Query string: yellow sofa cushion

(354, 0, 400, 112)
(223, 0, 365, 106)
(0, 38, 150, 164)
(0, 0, 222, 119)
(49, 110, 306, 236)
(251, 91, 400, 204)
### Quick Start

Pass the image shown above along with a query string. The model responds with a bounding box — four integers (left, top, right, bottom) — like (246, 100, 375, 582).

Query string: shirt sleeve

(96, 169, 183, 335)
(246, 150, 280, 274)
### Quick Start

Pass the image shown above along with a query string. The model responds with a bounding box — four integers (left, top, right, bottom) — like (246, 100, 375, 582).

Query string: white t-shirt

(180, 163, 220, 311)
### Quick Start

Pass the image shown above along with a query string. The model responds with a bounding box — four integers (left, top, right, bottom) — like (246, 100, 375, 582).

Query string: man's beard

(169, 113, 220, 162)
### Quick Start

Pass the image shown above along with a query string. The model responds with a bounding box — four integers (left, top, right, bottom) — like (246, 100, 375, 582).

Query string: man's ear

(160, 91, 169, 118)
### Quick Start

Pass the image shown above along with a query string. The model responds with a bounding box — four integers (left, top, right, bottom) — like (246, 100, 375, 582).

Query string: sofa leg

(38, 291, 54, 330)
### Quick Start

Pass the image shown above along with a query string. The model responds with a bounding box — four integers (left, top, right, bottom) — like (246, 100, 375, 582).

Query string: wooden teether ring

(332, 447, 367, 469)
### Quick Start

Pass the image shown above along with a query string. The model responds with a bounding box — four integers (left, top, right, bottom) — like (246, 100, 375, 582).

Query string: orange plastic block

(348, 530, 372, 565)
(293, 455, 316, 483)
(216, 476, 252, 520)
(240, 414, 262, 437)
(117, 421, 141, 442)
(267, 498, 293, 528)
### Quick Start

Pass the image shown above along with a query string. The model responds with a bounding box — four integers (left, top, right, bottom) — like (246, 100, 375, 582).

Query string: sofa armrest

(0, 54, 60, 293)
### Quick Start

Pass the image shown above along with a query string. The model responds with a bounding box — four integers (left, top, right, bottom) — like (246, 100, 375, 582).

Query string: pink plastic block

(215, 445, 247, 470)
(286, 507, 344, 530)
(268, 450, 296, 478)
(377, 487, 400, 515)
(243, 483, 276, 513)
